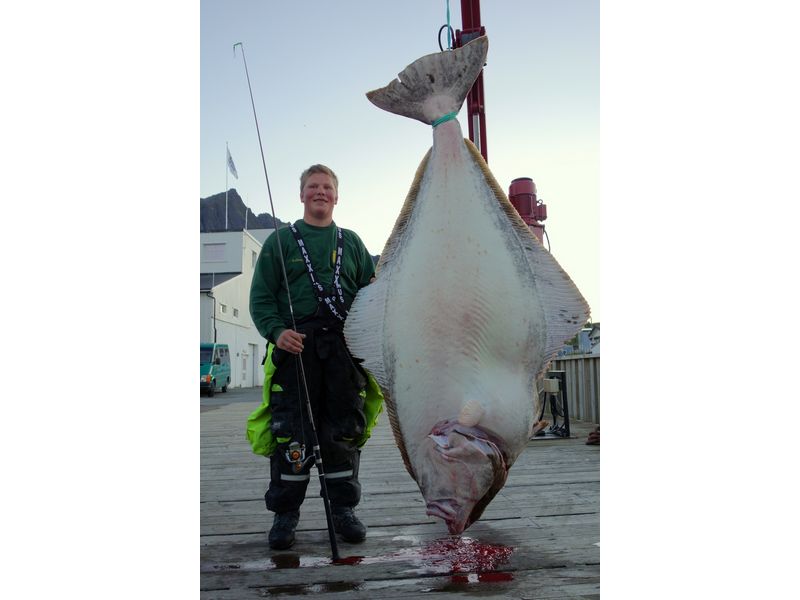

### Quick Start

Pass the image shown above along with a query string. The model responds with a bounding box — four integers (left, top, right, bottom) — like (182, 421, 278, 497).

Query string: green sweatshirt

(249, 220, 376, 343)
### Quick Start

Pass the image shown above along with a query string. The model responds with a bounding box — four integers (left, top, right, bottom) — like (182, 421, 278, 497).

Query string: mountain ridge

(201, 189, 379, 265)
(200, 189, 290, 232)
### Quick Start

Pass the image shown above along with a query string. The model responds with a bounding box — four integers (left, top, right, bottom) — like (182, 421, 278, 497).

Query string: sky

(200, 0, 600, 321)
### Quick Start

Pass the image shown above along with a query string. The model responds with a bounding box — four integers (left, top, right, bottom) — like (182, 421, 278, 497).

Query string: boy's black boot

(268, 510, 300, 550)
(332, 506, 366, 543)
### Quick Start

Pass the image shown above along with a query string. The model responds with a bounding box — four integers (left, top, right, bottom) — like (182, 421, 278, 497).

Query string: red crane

(454, 0, 487, 163)
(454, 0, 548, 245)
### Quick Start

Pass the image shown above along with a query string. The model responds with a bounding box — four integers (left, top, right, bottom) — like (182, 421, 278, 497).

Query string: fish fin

(345, 280, 419, 482)
(458, 400, 484, 428)
(346, 155, 435, 486)
(345, 276, 390, 389)
(366, 36, 489, 125)
(463, 140, 591, 366)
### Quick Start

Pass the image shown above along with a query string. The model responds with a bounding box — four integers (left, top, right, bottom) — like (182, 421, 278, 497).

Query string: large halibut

(344, 36, 590, 534)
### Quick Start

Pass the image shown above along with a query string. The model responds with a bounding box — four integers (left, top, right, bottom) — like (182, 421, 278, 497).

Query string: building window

(233, 308, 239, 318)
(203, 243, 226, 262)
(220, 303, 227, 314)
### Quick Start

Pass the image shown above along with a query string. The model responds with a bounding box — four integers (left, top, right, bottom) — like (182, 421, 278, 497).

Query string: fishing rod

(233, 41, 340, 562)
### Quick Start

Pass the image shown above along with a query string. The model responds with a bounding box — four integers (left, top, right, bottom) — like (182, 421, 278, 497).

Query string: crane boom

(454, 0, 548, 244)
(454, 0, 488, 162)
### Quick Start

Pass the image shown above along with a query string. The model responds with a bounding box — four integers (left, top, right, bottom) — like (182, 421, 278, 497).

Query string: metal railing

(550, 354, 600, 425)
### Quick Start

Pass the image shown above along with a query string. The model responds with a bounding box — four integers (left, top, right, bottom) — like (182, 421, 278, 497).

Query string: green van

(200, 343, 231, 396)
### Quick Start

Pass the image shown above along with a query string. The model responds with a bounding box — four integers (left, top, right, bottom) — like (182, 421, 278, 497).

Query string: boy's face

(301, 173, 338, 222)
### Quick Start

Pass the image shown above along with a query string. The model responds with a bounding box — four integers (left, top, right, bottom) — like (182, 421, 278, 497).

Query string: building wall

(201, 230, 272, 389)
(200, 231, 245, 273)
(577, 330, 592, 353)
(200, 293, 215, 343)
(247, 228, 274, 246)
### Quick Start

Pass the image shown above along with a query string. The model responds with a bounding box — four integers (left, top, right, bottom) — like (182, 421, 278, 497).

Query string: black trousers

(265, 324, 367, 514)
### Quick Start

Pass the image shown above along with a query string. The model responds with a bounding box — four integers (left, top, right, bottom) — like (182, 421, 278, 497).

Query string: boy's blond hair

(300, 164, 338, 193)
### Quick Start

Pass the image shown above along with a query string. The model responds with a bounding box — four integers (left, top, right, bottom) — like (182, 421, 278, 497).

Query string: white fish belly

(383, 126, 542, 465)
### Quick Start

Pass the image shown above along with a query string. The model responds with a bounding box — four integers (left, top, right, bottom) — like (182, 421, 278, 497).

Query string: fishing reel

(284, 441, 314, 473)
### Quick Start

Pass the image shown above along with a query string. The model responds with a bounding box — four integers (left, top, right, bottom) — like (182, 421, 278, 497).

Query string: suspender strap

(289, 224, 347, 323)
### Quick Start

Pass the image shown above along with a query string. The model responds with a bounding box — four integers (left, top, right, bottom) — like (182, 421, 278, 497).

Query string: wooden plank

(201, 521, 601, 551)
(201, 535, 600, 592)
(201, 505, 598, 536)
(200, 492, 597, 522)
(201, 496, 599, 536)
(202, 522, 600, 560)
(201, 564, 600, 599)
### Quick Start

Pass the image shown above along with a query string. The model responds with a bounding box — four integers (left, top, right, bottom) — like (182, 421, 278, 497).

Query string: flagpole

(225, 142, 229, 231)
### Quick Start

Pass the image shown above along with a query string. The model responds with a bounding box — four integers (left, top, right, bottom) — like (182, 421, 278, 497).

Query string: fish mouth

(417, 421, 509, 533)
(426, 499, 459, 520)
(426, 499, 469, 533)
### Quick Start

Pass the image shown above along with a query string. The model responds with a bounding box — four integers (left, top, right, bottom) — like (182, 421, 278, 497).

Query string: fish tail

(366, 36, 488, 126)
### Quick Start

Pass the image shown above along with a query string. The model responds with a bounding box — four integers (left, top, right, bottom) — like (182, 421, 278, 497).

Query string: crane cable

(438, 0, 454, 51)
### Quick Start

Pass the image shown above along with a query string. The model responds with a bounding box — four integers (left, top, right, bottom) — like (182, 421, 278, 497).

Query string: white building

(200, 230, 274, 388)
(589, 323, 600, 355)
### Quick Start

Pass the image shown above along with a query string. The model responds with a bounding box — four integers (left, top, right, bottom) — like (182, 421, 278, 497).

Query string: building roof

(200, 272, 240, 292)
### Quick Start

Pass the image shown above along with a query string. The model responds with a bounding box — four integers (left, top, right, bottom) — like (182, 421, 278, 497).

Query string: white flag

(226, 148, 238, 179)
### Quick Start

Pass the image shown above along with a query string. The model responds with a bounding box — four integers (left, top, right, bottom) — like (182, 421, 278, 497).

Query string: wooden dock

(201, 391, 599, 599)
